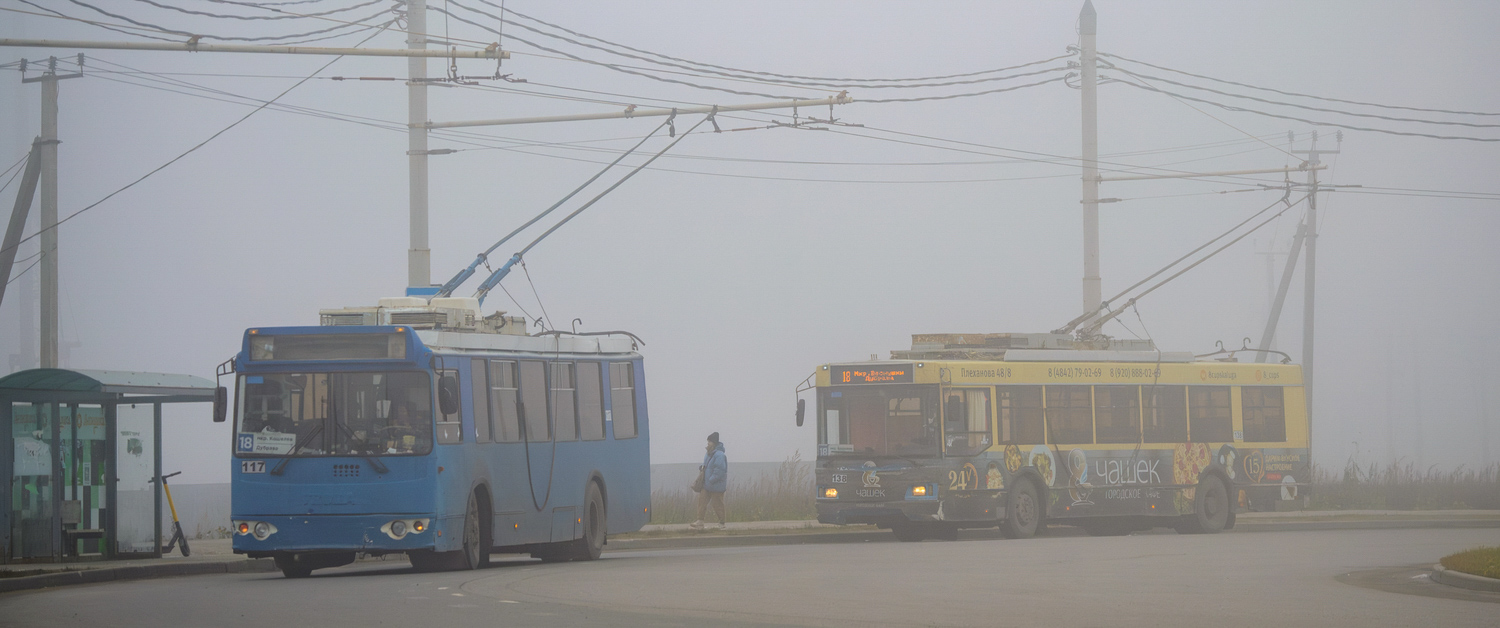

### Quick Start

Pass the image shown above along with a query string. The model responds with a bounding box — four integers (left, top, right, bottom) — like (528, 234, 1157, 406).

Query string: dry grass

(651, 451, 815, 524)
(1441, 546, 1500, 579)
(1309, 459, 1500, 511)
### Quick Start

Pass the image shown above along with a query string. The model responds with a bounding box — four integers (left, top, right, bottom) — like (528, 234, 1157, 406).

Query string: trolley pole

(21, 57, 82, 368)
(1292, 130, 1339, 461)
(1079, 0, 1102, 317)
(407, 0, 432, 293)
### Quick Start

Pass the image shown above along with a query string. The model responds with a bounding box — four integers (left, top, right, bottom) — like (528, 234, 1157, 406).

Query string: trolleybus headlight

(911, 485, 928, 497)
(253, 521, 275, 540)
(382, 519, 429, 539)
(823, 487, 838, 499)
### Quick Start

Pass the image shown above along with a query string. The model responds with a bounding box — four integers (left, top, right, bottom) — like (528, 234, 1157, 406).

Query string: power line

(501, 3, 1075, 85)
(127, 0, 388, 21)
(1099, 50, 1500, 117)
(0, 20, 397, 260)
(464, 0, 1073, 91)
(1110, 67, 1500, 129)
(58, 0, 397, 42)
(1113, 80, 1500, 143)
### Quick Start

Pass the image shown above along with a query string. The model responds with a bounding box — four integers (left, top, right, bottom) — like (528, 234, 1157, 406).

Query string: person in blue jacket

(691, 432, 728, 530)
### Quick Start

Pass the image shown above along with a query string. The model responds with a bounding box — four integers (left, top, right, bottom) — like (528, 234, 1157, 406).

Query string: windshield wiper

(330, 420, 389, 474)
(270, 423, 324, 476)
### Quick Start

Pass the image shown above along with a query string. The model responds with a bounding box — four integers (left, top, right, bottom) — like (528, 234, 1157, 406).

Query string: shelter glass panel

(115, 403, 156, 555)
(10, 403, 56, 559)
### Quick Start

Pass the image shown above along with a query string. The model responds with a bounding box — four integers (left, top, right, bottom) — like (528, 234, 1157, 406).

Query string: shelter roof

(0, 368, 215, 398)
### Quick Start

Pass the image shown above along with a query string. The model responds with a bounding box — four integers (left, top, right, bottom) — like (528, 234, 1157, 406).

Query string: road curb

(0, 559, 275, 595)
(613, 517, 1500, 551)
(1431, 564, 1500, 593)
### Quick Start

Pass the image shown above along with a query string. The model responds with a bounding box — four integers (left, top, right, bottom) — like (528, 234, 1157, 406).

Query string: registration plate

(241, 460, 266, 474)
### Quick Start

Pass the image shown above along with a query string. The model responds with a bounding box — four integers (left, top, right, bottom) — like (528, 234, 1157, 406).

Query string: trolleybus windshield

(819, 385, 938, 457)
(235, 371, 433, 457)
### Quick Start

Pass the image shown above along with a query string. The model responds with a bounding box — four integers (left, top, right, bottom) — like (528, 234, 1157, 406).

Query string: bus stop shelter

(1, 368, 215, 564)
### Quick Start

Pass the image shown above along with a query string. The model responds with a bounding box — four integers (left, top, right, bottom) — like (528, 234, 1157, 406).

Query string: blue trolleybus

(224, 297, 650, 577)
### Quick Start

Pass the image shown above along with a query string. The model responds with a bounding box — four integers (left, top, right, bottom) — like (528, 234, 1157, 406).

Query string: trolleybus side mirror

(438, 376, 460, 417)
(795, 399, 805, 427)
(213, 386, 228, 423)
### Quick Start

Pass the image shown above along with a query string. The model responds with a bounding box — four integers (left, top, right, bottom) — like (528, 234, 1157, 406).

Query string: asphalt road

(3, 527, 1497, 627)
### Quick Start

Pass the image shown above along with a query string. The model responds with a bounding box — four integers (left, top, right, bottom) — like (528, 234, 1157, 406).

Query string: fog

(2, 0, 1497, 483)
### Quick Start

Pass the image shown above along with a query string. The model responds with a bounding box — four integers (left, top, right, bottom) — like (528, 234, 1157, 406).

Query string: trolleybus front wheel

(1000, 480, 1042, 539)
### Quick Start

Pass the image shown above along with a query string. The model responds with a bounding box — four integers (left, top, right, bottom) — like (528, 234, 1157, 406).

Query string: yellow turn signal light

(413, 520, 425, 532)
(823, 488, 838, 499)
(238, 522, 250, 534)
(911, 485, 928, 497)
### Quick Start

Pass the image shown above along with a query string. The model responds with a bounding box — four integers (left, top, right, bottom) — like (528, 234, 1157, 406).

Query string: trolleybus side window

(1142, 385, 1188, 443)
(470, 359, 491, 443)
(552, 362, 578, 441)
(1189, 386, 1232, 442)
(998, 386, 1044, 444)
(435, 369, 461, 445)
(1045, 385, 1094, 444)
(943, 388, 992, 456)
(1241, 386, 1286, 442)
(1095, 385, 1142, 444)
(577, 362, 605, 441)
(519, 361, 550, 441)
(490, 360, 520, 442)
(610, 362, 637, 439)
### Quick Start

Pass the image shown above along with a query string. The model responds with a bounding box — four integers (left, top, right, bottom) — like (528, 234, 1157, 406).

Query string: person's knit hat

(708, 432, 720, 444)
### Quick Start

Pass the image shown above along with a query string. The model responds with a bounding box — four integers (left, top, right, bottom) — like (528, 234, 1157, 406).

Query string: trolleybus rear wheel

(1000, 480, 1041, 539)
(568, 482, 606, 561)
(890, 521, 925, 542)
(1176, 475, 1230, 534)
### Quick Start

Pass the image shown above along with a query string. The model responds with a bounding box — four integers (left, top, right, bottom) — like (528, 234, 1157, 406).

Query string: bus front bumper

(817, 492, 1003, 526)
(231, 514, 439, 555)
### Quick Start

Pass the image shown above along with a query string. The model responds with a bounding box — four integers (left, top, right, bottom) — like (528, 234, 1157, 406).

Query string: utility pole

(407, 0, 432, 295)
(1078, 0, 1101, 317)
(21, 56, 82, 369)
(1292, 130, 1339, 459)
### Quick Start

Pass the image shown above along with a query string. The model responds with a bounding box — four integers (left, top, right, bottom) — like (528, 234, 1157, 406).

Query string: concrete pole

(407, 0, 431, 292)
(1079, 1, 1102, 317)
(40, 59, 59, 369)
(1302, 132, 1317, 452)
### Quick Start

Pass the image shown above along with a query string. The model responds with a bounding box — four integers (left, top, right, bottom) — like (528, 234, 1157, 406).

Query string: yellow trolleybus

(804, 333, 1307, 541)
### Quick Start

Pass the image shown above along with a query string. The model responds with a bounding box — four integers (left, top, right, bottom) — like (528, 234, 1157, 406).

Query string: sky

(2, 0, 1497, 483)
